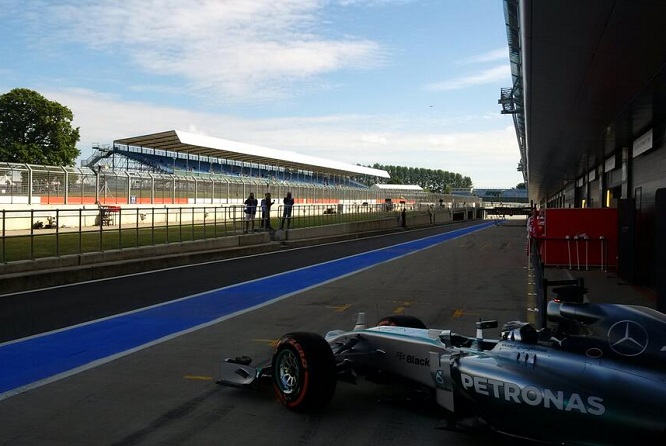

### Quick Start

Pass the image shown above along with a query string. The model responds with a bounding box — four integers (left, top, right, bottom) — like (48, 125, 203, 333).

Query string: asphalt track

(0, 220, 534, 445)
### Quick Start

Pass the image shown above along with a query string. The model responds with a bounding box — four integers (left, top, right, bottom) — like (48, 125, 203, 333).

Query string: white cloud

(21, 0, 384, 102)
(457, 48, 508, 64)
(336, 0, 414, 6)
(423, 65, 510, 91)
(361, 135, 389, 145)
(46, 88, 522, 188)
(4, 0, 522, 188)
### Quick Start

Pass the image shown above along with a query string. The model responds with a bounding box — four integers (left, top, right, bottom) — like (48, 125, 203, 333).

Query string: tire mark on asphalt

(111, 387, 225, 446)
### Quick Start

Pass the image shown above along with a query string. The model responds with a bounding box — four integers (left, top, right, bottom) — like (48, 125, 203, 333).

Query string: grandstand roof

(114, 130, 390, 179)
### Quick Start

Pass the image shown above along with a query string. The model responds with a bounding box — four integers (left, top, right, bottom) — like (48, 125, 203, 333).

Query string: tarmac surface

(0, 218, 657, 445)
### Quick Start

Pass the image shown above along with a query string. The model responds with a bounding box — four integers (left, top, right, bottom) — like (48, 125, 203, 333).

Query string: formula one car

(217, 297, 666, 444)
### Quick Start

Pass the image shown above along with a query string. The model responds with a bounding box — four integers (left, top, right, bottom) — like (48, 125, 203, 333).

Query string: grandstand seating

(109, 146, 368, 189)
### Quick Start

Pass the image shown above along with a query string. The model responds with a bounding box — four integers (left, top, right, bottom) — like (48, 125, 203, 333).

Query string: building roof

(503, 0, 666, 202)
(114, 130, 390, 179)
(370, 184, 424, 191)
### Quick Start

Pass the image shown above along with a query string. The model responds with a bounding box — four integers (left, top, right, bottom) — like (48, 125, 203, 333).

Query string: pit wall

(284, 209, 461, 241)
(2, 202, 471, 232)
(0, 207, 471, 293)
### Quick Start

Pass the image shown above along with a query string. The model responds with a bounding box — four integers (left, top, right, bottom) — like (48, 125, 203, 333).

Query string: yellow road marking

(393, 301, 413, 314)
(183, 375, 214, 381)
(452, 308, 464, 318)
(253, 338, 279, 347)
(326, 304, 351, 312)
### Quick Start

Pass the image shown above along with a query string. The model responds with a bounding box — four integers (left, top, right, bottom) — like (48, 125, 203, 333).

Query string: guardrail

(0, 203, 448, 263)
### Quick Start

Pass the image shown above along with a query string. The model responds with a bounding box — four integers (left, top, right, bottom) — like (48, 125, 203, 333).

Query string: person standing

(261, 192, 275, 230)
(280, 192, 294, 230)
(244, 192, 258, 233)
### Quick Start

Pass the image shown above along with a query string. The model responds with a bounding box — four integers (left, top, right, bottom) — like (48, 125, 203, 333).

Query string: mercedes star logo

(607, 320, 649, 356)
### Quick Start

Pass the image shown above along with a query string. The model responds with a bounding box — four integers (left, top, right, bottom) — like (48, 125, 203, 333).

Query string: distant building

(473, 188, 528, 203)
(370, 184, 424, 192)
(450, 187, 474, 196)
(370, 184, 425, 207)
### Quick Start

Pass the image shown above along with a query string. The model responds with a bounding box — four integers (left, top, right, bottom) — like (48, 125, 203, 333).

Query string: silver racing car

(217, 298, 666, 444)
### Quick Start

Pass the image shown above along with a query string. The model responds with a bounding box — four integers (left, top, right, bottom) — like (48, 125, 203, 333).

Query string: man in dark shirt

(280, 192, 294, 230)
(244, 192, 258, 233)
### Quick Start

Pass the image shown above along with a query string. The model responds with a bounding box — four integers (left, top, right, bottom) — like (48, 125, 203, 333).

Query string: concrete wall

(283, 207, 459, 241)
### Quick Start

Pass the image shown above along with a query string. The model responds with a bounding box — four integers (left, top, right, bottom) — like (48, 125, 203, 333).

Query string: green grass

(0, 222, 242, 262)
(0, 212, 393, 262)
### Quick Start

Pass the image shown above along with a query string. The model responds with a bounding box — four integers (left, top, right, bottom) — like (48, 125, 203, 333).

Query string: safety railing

(0, 203, 440, 263)
(0, 161, 478, 207)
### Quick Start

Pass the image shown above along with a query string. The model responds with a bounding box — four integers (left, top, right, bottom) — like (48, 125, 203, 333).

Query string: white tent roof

(371, 184, 423, 191)
(114, 130, 390, 179)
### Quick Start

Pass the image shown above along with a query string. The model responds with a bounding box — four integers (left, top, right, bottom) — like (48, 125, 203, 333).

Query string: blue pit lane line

(0, 221, 495, 399)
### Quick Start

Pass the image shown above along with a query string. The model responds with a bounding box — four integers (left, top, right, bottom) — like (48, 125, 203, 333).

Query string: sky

(1, 0, 523, 189)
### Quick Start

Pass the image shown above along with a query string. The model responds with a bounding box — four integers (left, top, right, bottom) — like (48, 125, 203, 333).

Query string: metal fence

(0, 162, 480, 263)
(0, 202, 448, 262)
(0, 162, 477, 207)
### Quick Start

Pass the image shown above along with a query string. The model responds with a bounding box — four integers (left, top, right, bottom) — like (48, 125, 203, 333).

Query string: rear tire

(272, 332, 337, 411)
(376, 315, 427, 329)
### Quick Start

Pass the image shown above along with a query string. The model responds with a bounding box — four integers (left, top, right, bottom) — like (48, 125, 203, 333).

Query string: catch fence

(0, 162, 474, 207)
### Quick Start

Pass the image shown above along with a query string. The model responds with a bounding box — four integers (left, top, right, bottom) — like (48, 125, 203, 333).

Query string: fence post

(1, 209, 5, 262)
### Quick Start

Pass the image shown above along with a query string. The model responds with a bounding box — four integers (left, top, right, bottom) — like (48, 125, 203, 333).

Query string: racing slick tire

(376, 315, 427, 329)
(272, 332, 337, 411)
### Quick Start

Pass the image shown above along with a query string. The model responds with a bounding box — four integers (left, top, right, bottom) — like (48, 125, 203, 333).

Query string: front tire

(272, 332, 337, 411)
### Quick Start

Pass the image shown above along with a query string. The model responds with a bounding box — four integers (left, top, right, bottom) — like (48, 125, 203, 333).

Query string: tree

(0, 88, 80, 165)
(361, 163, 473, 192)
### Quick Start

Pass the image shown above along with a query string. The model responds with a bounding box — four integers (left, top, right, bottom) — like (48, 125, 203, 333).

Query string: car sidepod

(447, 340, 666, 444)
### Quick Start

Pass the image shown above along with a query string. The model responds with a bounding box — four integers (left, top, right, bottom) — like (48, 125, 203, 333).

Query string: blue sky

(1, 0, 523, 188)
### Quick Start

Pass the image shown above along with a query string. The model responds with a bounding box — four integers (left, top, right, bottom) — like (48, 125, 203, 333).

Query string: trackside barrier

(0, 204, 468, 264)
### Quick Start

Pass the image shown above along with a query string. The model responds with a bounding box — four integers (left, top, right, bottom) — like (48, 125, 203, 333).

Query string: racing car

(217, 296, 666, 444)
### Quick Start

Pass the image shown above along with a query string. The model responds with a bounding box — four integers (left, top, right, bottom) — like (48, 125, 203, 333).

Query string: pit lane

(0, 220, 533, 445)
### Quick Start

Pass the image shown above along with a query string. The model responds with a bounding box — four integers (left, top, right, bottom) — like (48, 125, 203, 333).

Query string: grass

(1, 222, 238, 262)
(0, 212, 393, 262)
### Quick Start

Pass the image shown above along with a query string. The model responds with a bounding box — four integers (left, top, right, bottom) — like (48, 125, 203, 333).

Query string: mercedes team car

(217, 295, 666, 444)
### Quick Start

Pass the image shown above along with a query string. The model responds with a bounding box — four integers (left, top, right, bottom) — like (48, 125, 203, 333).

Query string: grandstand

(0, 129, 483, 210)
(83, 130, 389, 189)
